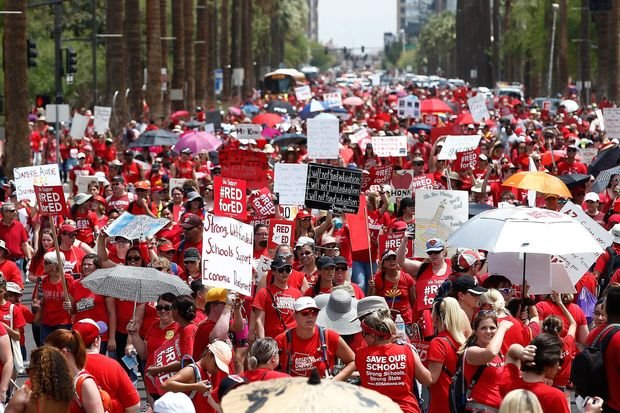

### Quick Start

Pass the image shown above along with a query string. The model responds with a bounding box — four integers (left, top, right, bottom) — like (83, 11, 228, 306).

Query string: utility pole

(53, 0, 63, 163)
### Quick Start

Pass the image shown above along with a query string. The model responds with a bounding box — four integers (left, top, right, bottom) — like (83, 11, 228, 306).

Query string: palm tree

(220, 0, 231, 98)
(207, 0, 217, 106)
(231, 0, 241, 99)
(195, 0, 207, 109)
(4, 0, 30, 173)
(557, 0, 568, 96)
(124, 0, 142, 120)
(105, 0, 127, 131)
(241, 0, 254, 97)
(171, 0, 185, 111)
(184, 0, 196, 112)
(146, 0, 163, 119)
(594, 9, 610, 99)
(161, 0, 170, 118)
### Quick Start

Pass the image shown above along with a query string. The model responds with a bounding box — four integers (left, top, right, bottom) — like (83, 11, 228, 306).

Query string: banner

(307, 115, 340, 159)
(411, 174, 436, 193)
(268, 219, 296, 249)
(249, 187, 276, 218)
(213, 176, 247, 220)
(93, 106, 112, 134)
(437, 135, 481, 160)
(295, 85, 312, 101)
(202, 214, 253, 296)
(371, 136, 408, 157)
(34, 185, 68, 216)
(454, 149, 480, 172)
(361, 165, 393, 191)
(379, 232, 414, 259)
(344, 196, 369, 252)
(390, 169, 414, 201)
(235, 124, 262, 140)
(304, 163, 362, 213)
(103, 212, 169, 240)
(14, 164, 62, 204)
(69, 113, 89, 140)
(274, 163, 308, 206)
(467, 95, 490, 123)
(220, 148, 269, 190)
(323, 92, 342, 108)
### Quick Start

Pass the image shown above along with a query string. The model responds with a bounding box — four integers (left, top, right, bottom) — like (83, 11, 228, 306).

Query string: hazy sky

(318, 0, 397, 51)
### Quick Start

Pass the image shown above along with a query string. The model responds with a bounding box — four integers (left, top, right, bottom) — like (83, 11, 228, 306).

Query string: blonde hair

(480, 289, 510, 316)
(363, 310, 397, 339)
(432, 297, 468, 345)
(499, 389, 543, 413)
(43, 251, 65, 272)
(248, 338, 279, 370)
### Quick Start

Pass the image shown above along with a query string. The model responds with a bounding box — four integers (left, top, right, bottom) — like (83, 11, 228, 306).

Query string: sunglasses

(413, 162, 424, 166)
(300, 251, 313, 256)
(335, 265, 348, 271)
(274, 266, 292, 273)
(498, 287, 512, 295)
(299, 217, 311, 221)
(297, 309, 319, 317)
(427, 250, 443, 255)
(126, 256, 142, 262)
(155, 304, 173, 312)
(44, 260, 54, 265)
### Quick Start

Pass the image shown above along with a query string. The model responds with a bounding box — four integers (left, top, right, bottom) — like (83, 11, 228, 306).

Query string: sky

(318, 0, 397, 52)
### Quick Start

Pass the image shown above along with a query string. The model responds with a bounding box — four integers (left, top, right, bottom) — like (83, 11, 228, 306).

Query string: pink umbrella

(343, 96, 364, 106)
(170, 110, 190, 120)
(228, 106, 242, 117)
(261, 127, 281, 139)
(175, 131, 222, 153)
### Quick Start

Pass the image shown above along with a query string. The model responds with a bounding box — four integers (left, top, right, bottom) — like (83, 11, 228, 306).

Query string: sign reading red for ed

(34, 185, 68, 216)
(379, 232, 414, 259)
(213, 176, 247, 220)
(268, 219, 296, 249)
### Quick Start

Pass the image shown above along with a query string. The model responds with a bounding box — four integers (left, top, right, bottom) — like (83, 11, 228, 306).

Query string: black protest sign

(205, 110, 222, 129)
(304, 163, 362, 213)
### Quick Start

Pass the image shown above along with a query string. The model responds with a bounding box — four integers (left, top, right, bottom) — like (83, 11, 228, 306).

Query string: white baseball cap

(584, 192, 600, 202)
(294, 297, 320, 312)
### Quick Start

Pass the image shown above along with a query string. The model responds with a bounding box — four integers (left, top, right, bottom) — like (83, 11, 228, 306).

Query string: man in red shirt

(192, 288, 236, 359)
(73, 319, 140, 413)
(171, 148, 196, 179)
(583, 192, 606, 227)
(557, 144, 587, 175)
(173, 214, 203, 265)
(106, 176, 135, 213)
(0, 240, 23, 288)
(0, 203, 32, 267)
(127, 181, 157, 218)
(121, 150, 143, 184)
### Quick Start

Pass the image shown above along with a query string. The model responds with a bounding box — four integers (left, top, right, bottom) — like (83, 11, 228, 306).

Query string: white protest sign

(202, 214, 253, 296)
(45, 104, 70, 123)
(254, 255, 271, 284)
(397, 96, 420, 119)
(235, 124, 262, 140)
(93, 106, 112, 134)
(274, 163, 308, 205)
(14, 164, 62, 204)
(323, 92, 342, 108)
(371, 135, 408, 157)
(295, 85, 312, 101)
(467, 95, 490, 123)
(69, 113, 90, 140)
(414, 189, 469, 258)
(169, 178, 190, 196)
(350, 128, 372, 154)
(232, 68, 244, 87)
(76, 175, 99, 194)
(487, 252, 552, 293)
(370, 74, 381, 86)
(595, 109, 605, 130)
(578, 148, 598, 165)
(603, 108, 620, 140)
(307, 115, 339, 159)
(438, 135, 481, 160)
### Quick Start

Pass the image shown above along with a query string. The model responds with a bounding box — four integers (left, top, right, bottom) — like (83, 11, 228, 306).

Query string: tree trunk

(124, 0, 142, 120)
(231, 0, 241, 100)
(171, 0, 185, 111)
(184, 0, 196, 112)
(594, 10, 610, 99)
(609, 1, 620, 102)
(4, 0, 30, 174)
(106, 0, 127, 131)
(269, 1, 280, 69)
(221, 0, 231, 98)
(161, 0, 170, 119)
(557, 0, 568, 96)
(207, 0, 217, 107)
(195, 0, 207, 109)
(502, 0, 512, 81)
(491, 0, 501, 84)
(241, 0, 254, 98)
(146, 0, 163, 120)
(456, 0, 492, 85)
(580, 0, 591, 104)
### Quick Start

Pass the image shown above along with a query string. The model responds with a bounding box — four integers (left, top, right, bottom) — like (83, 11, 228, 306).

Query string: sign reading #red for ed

(213, 176, 247, 220)
(34, 185, 68, 216)
(268, 219, 296, 249)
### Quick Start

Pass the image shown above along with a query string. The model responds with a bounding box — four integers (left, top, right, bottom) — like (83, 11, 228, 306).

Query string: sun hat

(294, 297, 319, 312)
(295, 236, 315, 248)
(153, 391, 196, 413)
(353, 296, 389, 321)
(425, 238, 445, 252)
(316, 289, 361, 336)
(205, 288, 228, 304)
(5, 282, 22, 294)
(186, 191, 203, 203)
(74, 193, 93, 206)
(208, 341, 233, 374)
(611, 224, 620, 244)
(72, 318, 108, 346)
(452, 275, 487, 295)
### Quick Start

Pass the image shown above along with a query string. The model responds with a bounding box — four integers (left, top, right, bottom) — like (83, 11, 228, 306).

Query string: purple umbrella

(175, 131, 222, 153)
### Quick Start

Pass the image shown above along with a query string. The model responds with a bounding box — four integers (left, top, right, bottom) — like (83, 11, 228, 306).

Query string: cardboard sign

(578, 148, 598, 165)
(46, 104, 70, 123)
(69, 113, 89, 140)
(595, 108, 605, 130)
(213, 176, 247, 220)
(307, 115, 340, 159)
(104, 212, 170, 240)
(254, 255, 271, 284)
(13, 164, 62, 204)
(219, 148, 269, 190)
(304, 163, 362, 213)
(34, 185, 68, 216)
(93, 106, 112, 134)
(467, 95, 490, 123)
(437, 135, 481, 160)
(361, 165, 393, 191)
(274, 163, 308, 206)
(371, 135, 408, 157)
(350, 128, 372, 154)
(390, 170, 414, 201)
(268, 219, 295, 249)
(413, 189, 469, 258)
(397, 96, 420, 119)
(379, 232, 414, 259)
(250, 187, 276, 218)
(603, 108, 620, 139)
(202, 214, 253, 296)
(454, 149, 480, 172)
(323, 92, 342, 108)
(235, 124, 262, 140)
(295, 85, 312, 101)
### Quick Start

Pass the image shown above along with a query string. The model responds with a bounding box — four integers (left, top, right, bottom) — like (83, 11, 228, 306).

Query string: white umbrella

(560, 99, 579, 113)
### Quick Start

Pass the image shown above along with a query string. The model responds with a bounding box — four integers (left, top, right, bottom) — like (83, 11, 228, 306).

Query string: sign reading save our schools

(34, 185, 68, 216)
(304, 163, 362, 213)
(201, 214, 253, 296)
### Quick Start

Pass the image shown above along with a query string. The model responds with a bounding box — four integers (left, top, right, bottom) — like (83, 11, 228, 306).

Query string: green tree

(416, 11, 455, 75)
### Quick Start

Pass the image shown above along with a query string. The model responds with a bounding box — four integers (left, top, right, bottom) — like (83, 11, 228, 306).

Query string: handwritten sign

(390, 170, 414, 202)
(220, 148, 269, 190)
(93, 106, 112, 134)
(323, 92, 342, 108)
(361, 165, 393, 191)
(249, 187, 276, 219)
(13, 164, 62, 204)
(254, 255, 271, 284)
(304, 163, 362, 213)
(307, 115, 340, 159)
(213, 176, 247, 220)
(603, 108, 620, 140)
(467, 95, 490, 123)
(34, 185, 67, 216)
(350, 128, 373, 154)
(69, 113, 89, 140)
(103, 212, 169, 240)
(274, 163, 308, 206)
(235, 124, 262, 140)
(437, 135, 481, 160)
(295, 85, 312, 101)
(202, 214, 253, 296)
(578, 148, 598, 165)
(371, 135, 408, 157)
(268, 219, 295, 249)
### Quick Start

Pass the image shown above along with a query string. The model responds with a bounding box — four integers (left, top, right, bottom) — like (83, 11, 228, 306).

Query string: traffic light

(27, 39, 37, 68)
(35, 95, 51, 108)
(65, 48, 77, 74)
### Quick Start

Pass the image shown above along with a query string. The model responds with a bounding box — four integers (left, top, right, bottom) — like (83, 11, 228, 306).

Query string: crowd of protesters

(0, 74, 619, 412)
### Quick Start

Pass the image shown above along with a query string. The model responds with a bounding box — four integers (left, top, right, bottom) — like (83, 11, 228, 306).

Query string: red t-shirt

(332, 226, 352, 266)
(74, 210, 98, 246)
(59, 246, 86, 276)
(498, 314, 529, 356)
(107, 193, 133, 213)
(40, 275, 75, 325)
(179, 322, 198, 358)
(0, 302, 26, 331)
(554, 334, 576, 387)
(372, 270, 415, 324)
(0, 260, 23, 288)
(69, 281, 110, 341)
(253, 284, 301, 339)
(464, 353, 504, 408)
(499, 363, 570, 413)
(174, 160, 195, 179)
(115, 299, 138, 335)
(242, 368, 290, 382)
(193, 319, 216, 360)
(535, 301, 587, 338)
(427, 331, 459, 413)
(145, 322, 179, 395)
(275, 327, 340, 378)
(84, 352, 140, 413)
(593, 243, 620, 274)
(415, 260, 451, 313)
(0, 220, 28, 258)
(356, 343, 420, 413)
(122, 162, 141, 184)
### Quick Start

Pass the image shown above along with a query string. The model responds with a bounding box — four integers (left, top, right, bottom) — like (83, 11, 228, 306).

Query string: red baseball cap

(72, 319, 107, 346)
(159, 243, 175, 253)
(295, 210, 312, 220)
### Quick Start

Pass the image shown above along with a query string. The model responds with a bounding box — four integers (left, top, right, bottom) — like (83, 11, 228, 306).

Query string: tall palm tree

(195, 0, 207, 109)
(184, 0, 196, 112)
(220, 0, 231, 98)
(557, 0, 568, 96)
(207, 0, 217, 106)
(594, 9, 610, 99)
(231, 0, 241, 99)
(171, 0, 185, 111)
(105, 0, 127, 131)
(161, 0, 170, 118)
(146, 0, 163, 119)
(609, 1, 620, 102)
(241, 0, 254, 97)
(4, 0, 29, 173)
(124, 0, 142, 120)
(580, 0, 590, 103)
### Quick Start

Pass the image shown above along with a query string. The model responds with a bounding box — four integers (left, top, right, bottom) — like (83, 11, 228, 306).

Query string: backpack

(284, 327, 331, 377)
(575, 287, 597, 324)
(599, 247, 620, 297)
(74, 371, 113, 413)
(180, 354, 203, 399)
(448, 349, 486, 413)
(571, 323, 620, 399)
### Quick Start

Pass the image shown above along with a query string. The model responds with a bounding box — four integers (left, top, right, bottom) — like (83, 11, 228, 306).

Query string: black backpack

(448, 349, 486, 413)
(599, 247, 620, 297)
(571, 324, 620, 399)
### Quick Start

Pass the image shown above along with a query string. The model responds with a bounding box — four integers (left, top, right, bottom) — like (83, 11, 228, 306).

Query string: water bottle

(395, 314, 408, 343)
(333, 217, 343, 230)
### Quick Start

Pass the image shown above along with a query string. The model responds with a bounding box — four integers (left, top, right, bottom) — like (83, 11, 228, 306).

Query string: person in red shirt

(541, 298, 576, 390)
(305, 256, 336, 297)
(121, 150, 143, 184)
(583, 192, 606, 226)
(106, 175, 135, 213)
(193, 288, 236, 360)
(261, 245, 309, 292)
(332, 256, 364, 299)
(0, 240, 24, 288)
(0, 276, 26, 349)
(243, 337, 290, 381)
(127, 180, 158, 218)
(171, 148, 197, 179)
(57, 224, 87, 276)
(369, 250, 415, 327)
(0, 203, 31, 263)
(69, 153, 95, 195)
(173, 213, 203, 266)
(536, 293, 589, 345)
(71, 193, 99, 247)
(557, 144, 588, 175)
(73, 319, 140, 413)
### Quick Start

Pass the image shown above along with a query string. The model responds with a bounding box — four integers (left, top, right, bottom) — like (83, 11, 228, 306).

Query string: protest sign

(93, 106, 112, 134)
(69, 113, 89, 140)
(220, 148, 269, 190)
(103, 212, 169, 239)
(274, 163, 308, 206)
(454, 149, 480, 172)
(467, 95, 490, 123)
(202, 214, 253, 296)
(397, 96, 420, 119)
(46, 104, 70, 123)
(168, 178, 190, 196)
(250, 187, 276, 218)
(603, 108, 620, 140)
(350, 128, 372, 154)
(437, 135, 481, 160)
(235, 124, 262, 140)
(390, 169, 414, 201)
(379, 233, 414, 259)
(14, 164, 62, 204)
(323, 92, 342, 108)
(34, 185, 68, 216)
(361, 165, 393, 191)
(304, 163, 362, 213)
(370, 74, 381, 86)
(595, 109, 605, 130)
(213, 176, 247, 220)
(307, 115, 339, 159)
(371, 136, 408, 157)
(411, 174, 436, 193)
(254, 255, 271, 284)
(414, 189, 469, 257)
(295, 85, 312, 101)
(578, 148, 597, 165)
(76, 176, 100, 194)
(204, 110, 222, 129)
(345, 196, 370, 252)
(268, 219, 295, 249)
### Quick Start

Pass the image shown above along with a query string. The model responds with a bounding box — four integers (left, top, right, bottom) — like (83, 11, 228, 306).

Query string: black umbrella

(408, 123, 432, 134)
(272, 133, 307, 147)
(185, 120, 204, 129)
(557, 173, 591, 188)
(128, 129, 179, 148)
(588, 146, 620, 178)
(266, 101, 296, 116)
(468, 202, 495, 218)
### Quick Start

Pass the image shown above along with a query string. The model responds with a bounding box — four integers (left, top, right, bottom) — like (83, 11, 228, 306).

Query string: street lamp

(547, 3, 559, 97)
